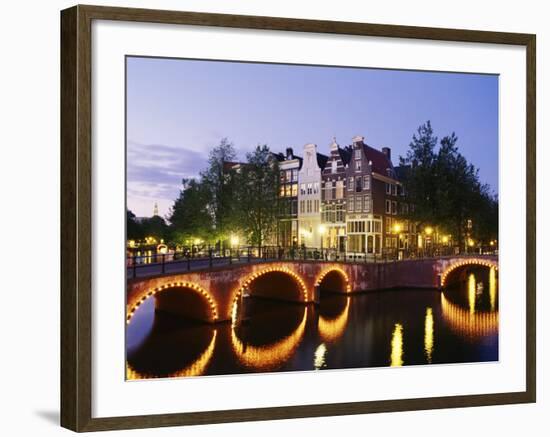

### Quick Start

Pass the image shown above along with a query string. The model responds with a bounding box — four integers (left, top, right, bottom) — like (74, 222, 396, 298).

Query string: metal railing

(126, 245, 498, 279)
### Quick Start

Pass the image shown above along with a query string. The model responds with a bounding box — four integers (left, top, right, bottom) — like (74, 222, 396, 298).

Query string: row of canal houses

(273, 136, 418, 257)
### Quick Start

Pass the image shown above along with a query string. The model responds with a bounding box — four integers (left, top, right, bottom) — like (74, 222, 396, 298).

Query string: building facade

(297, 143, 328, 247)
(275, 148, 302, 247)
(270, 136, 416, 256)
(321, 139, 350, 252)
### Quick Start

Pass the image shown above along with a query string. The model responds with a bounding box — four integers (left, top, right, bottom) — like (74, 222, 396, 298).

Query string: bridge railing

(126, 245, 498, 279)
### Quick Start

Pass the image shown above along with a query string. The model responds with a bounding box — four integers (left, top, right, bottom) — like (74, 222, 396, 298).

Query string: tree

(200, 138, 239, 247)
(168, 178, 213, 245)
(140, 215, 168, 243)
(234, 144, 279, 249)
(126, 209, 143, 241)
(399, 121, 439, 224)
(400, 121, 498, 247)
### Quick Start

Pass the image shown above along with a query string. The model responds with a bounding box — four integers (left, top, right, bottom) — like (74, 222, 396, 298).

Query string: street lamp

(230, 235, 239, 248)
(393, 222, 403, 260)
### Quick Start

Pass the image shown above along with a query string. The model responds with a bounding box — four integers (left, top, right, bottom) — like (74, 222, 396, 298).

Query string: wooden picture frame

(60, 4, 536, 432)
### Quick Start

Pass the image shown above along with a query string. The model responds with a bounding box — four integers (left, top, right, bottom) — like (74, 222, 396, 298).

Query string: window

(367, 235, 374, 253)
(335, 180, 344, 199)
(347, 221, 366, 233)
(314, 199, 319, 212)
(325, 181, 333, 200)
(280, 171, 285, 183)
(392, 184, 397, 196)
(348, 198, 354, 212)
(392, 201, 397, 215)
(292, 169, 298, 182)
(385, 199, 391, 214)
(291, 184, 298, 197)
(363, 195, 371, 212)
(286, 170, 292, 182)
(300, 183, 306, 195)
(355, 160, 362, 172)
(336, 204, 344, 222)
(355, 149, 361, 159)
(325, 181, 332, 200)
(356, 177, 362, 192)
(386, 183, 391, 194)
(373, 221, 381, 233)
(386, 216, 392, 232)
(313, 182, 319, 194)
(348, 177, 354, 191)
(299, 200, 304, 213)
(307, 183, 313, 195)
(279, 185, 285, 197)
(364, 175, 370, 190)
(331, 160, 337, 173)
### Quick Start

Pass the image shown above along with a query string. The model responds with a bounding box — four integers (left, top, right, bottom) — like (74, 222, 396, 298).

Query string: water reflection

(390, 323, 404, 367)
(230, 300, 308, 372)
(314, 343, 327, 370)
(489, 267, 497, 312)
(318, 296, 351, 343)
(126, 265, 498, 378)
(424, 307, 434, 363)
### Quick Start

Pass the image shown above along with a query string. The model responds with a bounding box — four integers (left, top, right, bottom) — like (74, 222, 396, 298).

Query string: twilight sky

(126, 56, 498, 218)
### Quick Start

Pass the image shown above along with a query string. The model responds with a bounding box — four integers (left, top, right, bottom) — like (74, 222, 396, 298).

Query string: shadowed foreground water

(126, 266, 498, 380)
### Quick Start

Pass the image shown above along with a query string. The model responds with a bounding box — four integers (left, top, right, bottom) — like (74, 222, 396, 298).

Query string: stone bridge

(126, 255, 498, 324)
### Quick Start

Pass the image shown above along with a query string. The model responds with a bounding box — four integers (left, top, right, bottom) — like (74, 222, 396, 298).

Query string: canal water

(126, 266, 498, 380)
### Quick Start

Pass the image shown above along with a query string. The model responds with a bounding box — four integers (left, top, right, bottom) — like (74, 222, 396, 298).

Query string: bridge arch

(440, 258, 498, 287)
(315, 267, 351, 294)
(126, 280, 219, 324)
(230, 266, 308, 319)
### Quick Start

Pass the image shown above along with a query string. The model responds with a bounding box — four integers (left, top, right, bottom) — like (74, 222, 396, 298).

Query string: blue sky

(126, 56, 498, 218)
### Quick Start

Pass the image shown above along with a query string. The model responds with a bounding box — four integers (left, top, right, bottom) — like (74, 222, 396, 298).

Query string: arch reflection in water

(390, 323, 404, 367)
(440, 293, 499, 339)
(127, 330, 217, 380)
(468, 273, 476, 314)
(424, 307, 434, 363)
(318, 296, 351, 343)
(489, 267, 497, 311)
(230, 305, 308, 372)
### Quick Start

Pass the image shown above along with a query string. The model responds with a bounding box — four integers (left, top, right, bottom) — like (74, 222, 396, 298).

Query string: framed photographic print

(60, 4, 536, 432)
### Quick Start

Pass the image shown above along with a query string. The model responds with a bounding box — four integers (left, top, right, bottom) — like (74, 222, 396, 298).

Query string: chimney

(286, 147, 294, 159)
(382, 147, 391, 161)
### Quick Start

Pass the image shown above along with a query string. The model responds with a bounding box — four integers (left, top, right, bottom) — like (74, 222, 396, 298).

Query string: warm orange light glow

(230, 307, 308, 371)
(318, 297, 351, 343)
(424, 307, 434, 363)
(390, 323, 404, 367)
(126, 330, 218, 379)
(127, 281, 218, 324)
(440, 293, 498, 339)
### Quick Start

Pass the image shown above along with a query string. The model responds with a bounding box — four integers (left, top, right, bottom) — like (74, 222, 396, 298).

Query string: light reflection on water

(126, 266, 498, 380)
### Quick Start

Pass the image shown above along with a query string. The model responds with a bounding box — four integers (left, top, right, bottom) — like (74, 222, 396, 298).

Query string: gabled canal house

(342, 135, 414, 258)
(297, 143, 328, 247)
(274, 148, 302, 247)
(321, 138, 351, 252)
